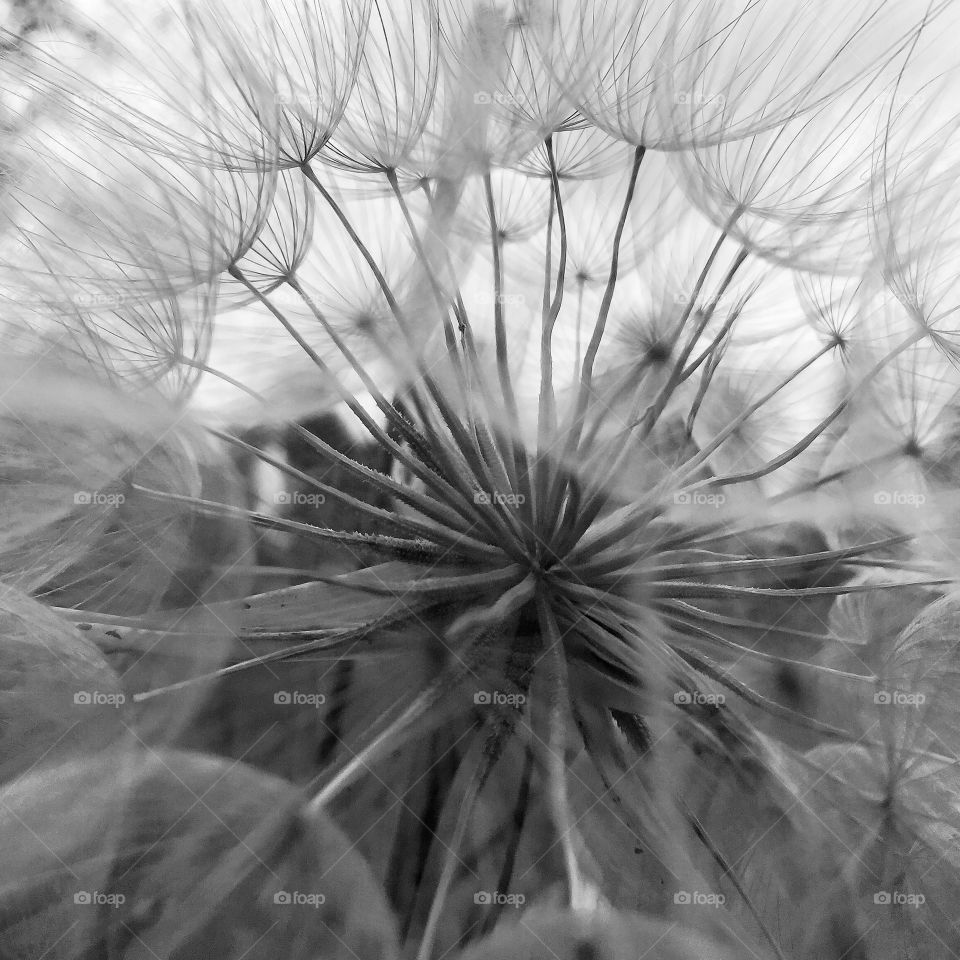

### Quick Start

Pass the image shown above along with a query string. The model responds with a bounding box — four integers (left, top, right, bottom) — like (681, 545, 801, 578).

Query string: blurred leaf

(0, 357, 218, 613)
(0, 583, 126, 785)
(0, 749, 400, 960)
(222, 562, 431, 632)
(0, 755, 128, 960)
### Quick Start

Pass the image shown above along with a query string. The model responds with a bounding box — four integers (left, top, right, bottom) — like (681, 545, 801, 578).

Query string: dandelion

(3, 1, 960, 959)
(320, 0, 441, 175)
(0, 69, 276, 308)
(668, 82, 888, 273)
(195, 0, 372, 168)
(659, 0, 945, 147)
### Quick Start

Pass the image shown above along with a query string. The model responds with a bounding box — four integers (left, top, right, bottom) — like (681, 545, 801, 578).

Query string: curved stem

(679, 330, 924, 491)
(483, 171, 536, 543)
(546, 146, 645, 523)
(536, 135, 567, 499)
(385, 168, 469, 407)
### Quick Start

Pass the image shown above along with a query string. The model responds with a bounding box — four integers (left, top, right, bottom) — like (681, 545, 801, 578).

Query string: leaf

(0, 755, 128, 960)
(46, 430, 255, 615)
(321, 562, 523, 600)
(226, 561, 439, 633)
(0, 584, 126, 785)
(0, 359, 173, 593)
(0, 358, 221, 614)
(0, 749, 400, 960)
(95, 562, 433, 661)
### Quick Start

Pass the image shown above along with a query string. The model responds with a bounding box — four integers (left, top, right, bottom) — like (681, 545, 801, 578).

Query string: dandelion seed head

(7, 1, 960, 954)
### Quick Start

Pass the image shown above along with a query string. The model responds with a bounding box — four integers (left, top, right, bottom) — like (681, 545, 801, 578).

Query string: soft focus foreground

(2, 1, 960, 958)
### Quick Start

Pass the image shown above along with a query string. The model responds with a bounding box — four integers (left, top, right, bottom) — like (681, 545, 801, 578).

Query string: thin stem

(301, 162, 405, 323)
(538, 135, 567, 452)
(384, 168, 469, 406)
(282, 278, 524, 547)
(570, 326, 899, 567)
(480, 745, 534, 936)
(771, 450, 903, 502)
(483, 171, 522, 455)
(677, 330, 925, 491)
(546, 146, 646, 522)
(573, 277, 585, 383)
(418, 181, 526, 480)
(213, 278, 487, 537)
(483, 170, 536, 544)
(182, 349, 508, 555)
(302, 164, 488, 493)
(683, 333, 731, 440)
(229, 267, 441, 494)
(415, 738, 496, 960)
(209, 430, 504, 559)
(628, 242, 749, 445)
(577, 357, 654, 457)
(303, 635, 491, 815)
